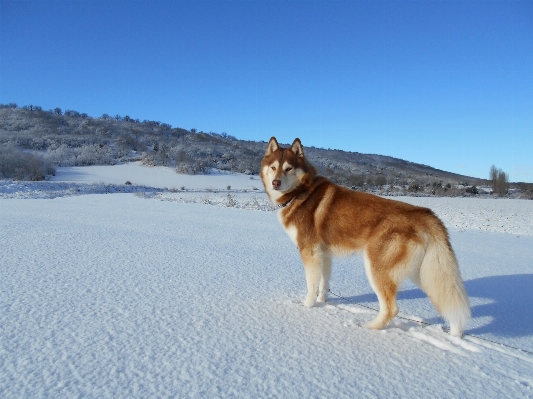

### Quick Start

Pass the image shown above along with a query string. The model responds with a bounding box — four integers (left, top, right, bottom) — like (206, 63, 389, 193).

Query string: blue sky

(1, 1, 532, 182)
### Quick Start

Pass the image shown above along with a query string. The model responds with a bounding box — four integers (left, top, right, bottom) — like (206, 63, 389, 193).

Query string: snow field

(1, 163, 533, 398)
(1, 162, 532, 236)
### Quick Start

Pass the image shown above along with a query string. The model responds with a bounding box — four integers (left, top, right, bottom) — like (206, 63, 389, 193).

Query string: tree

(490, 165, 509, 196)
(489, 165, 498, 185)
(375, 175, 387, 188)
(65, 110, 81, 117)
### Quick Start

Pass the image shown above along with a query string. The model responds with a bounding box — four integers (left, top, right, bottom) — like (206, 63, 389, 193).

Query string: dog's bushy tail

(419, 227, 470, 337)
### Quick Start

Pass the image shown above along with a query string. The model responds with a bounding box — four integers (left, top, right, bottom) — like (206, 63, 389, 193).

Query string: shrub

(375, 175, 387, 188)
(225, 193, 237, 207)
(518, 183, 533, 199)
(141, 152, 157, 166)
(176, 159, 208, 175)
(0, 146, 55, 180)
(465, 186, 479, 195)
(348, 174, 365, 188)
(408, 183, 421, 193)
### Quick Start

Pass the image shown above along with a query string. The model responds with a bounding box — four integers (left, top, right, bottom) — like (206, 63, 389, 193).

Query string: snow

(1, 163, 532, 398)
(52, 162, 265, 191)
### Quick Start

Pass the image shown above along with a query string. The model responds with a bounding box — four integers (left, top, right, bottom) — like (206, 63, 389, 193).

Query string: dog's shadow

(338, 274, 533, 338)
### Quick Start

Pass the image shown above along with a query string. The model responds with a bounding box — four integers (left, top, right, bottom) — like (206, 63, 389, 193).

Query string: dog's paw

(317, 293, 328, 303)
(304, 297, 316, 307)
(364, 318, 386, 330)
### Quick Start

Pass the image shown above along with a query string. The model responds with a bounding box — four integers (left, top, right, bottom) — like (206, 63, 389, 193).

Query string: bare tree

(490, 165, 509, 196)
(489, 165, 498, 186)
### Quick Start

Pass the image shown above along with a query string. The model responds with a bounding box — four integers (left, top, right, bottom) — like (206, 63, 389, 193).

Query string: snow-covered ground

(2, 162, 532, 236)
(1, 163, 532, 398)
(52, 162, 266, 191)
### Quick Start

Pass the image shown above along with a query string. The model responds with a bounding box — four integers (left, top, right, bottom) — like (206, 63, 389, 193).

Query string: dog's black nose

(272, 180, 281, 190)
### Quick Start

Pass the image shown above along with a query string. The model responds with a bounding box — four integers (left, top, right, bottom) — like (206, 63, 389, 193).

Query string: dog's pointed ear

(265, 137, 280, 156)
(290, 138, 304, 157)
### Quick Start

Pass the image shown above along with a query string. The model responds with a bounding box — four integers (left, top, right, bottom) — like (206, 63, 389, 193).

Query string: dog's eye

(285, 167, 293, 172)
(271, 166, 276, 171)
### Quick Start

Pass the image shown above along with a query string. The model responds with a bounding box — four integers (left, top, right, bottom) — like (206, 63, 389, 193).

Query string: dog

(261, 137, 470, 337)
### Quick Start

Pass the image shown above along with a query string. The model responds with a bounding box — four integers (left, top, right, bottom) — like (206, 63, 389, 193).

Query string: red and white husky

(261, 137, 470, 337)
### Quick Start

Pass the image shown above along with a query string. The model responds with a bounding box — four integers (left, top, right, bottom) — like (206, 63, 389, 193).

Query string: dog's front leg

(317, 254, 332, 303)
(300, 247, 322, 307)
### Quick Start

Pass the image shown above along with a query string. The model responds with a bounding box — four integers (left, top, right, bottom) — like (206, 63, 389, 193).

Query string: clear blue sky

(1, 1, 532, 182)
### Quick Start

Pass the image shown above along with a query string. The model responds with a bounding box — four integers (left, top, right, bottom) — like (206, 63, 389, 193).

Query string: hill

(0, 103, 487, 196)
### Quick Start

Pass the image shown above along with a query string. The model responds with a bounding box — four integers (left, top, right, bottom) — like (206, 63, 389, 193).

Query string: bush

(408, 183, 421, 193)
(176, 159, 209, 175)
(518, 183, 533, 199)
(465, 186, 479, 195)
(0, 146, 55, 180)
(225, 193, 237, 207)
(141, 152, 157, 166)
(375, 175, 387, 188)
(348, 174, 365, 188)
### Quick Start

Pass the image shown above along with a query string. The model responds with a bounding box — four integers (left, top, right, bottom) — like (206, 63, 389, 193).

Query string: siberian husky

(261, 137, 470, 337)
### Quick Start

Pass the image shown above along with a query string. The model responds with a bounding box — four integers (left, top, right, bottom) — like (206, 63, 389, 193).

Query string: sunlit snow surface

(1, 163, 532, 398)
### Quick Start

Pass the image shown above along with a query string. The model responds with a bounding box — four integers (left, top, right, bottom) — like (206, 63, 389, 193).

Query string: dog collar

(278, 196, 296, 208)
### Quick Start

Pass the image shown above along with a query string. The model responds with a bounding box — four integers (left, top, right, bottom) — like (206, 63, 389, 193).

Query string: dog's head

(260, 137, 316, 202)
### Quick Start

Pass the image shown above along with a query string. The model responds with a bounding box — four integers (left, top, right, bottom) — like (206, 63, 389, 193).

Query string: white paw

(364, 318, 385, 330)
(304, 297, 316, 307)
(449, 326, 464, 338)
(317, 294, 327, 303)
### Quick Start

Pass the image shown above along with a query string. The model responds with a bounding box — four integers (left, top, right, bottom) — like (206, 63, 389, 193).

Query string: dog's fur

(261, 137, 470, 337)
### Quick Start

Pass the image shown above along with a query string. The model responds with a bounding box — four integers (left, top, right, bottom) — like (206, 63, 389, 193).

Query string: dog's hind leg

(300, 246, 324, 307)
(363, 252, 399, 330)
(317, 253, 332, 303)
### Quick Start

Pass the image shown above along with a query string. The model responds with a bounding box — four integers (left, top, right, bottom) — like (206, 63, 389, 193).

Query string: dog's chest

(277, 210, 298, 246)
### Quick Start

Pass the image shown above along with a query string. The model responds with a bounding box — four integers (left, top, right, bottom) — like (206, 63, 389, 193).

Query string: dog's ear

(290, 138, 304, 157)
(265, 137, 280, 156)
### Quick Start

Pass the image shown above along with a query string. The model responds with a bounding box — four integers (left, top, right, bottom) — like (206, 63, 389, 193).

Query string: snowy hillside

(1, 105, 484, 188)
(1, 163, 532, 398)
